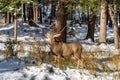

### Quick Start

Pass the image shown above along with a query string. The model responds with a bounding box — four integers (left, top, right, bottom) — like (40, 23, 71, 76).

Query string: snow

(0, 21, 120, 80)
(0, 62, 119, 80)
(0, 57, 25, 73)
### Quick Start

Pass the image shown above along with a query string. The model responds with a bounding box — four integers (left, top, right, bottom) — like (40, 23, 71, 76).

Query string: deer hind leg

(77, 59, 83, 69)
(74, 53, 83, 69)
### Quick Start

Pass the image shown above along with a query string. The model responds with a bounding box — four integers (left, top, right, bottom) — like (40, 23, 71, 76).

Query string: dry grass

(29, 37, 55, 66)
(29, 38, 43, 66)
(18, 41, 25, 54)
(2, 29, 26, 58)
(81, 47, 120, 75)
(3, 36, 120, 76)
(3, 38, 24, 59)
(81, 52, 120, 75)
(37, 45, 120, 73)
(57, 57, 76, 69)
(111, 55, 120, 71)
(113, 72, 120, 79)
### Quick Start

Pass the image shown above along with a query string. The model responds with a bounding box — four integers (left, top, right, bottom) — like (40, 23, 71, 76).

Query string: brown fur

(46, 33, 83, 68)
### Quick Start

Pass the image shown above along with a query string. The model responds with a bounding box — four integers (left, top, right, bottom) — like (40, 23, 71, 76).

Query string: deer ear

(53, 33, 61, 38)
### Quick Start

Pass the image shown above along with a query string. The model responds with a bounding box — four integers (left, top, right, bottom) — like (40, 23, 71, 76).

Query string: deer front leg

(54, 56, 57, 63)
(57, 55, 61, 68)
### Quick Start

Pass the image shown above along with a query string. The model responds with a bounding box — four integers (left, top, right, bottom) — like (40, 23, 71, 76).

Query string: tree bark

(49, 0, 56, 24)
(99, 0, 107, 43)
(39, 6, 42, 23)
(50, 0, 56, 19)
(21, 3, 26, 23)
(14, 13, 17, 41)
(55, 0, 68, 42)
(28, 6, 33, 21)
(86, 11, 96, 42)
(35, 7, 38, 21)
(108, 3, 119, 49)
(33, 4, 38, 21)
(119, 11, 120, 24)
(33, 4, 35, 21)
(38, 0, 42, 23)
(23, 3, 26, 22)
(5, 12, 9, 24)
(21, 3, 24, 22)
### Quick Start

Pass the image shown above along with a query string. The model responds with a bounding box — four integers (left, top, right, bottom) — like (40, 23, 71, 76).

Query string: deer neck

(50, 41, 62, 48)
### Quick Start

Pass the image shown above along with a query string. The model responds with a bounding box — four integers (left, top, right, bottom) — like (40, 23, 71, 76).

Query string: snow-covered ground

(0, 22, 120, 80)
(0, 58, 119, 80)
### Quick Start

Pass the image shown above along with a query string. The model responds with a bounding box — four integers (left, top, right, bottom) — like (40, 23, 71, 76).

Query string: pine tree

(0, 0, 32, 41)
(83, 0, 98, 42)
(55, 0, 68, 42)
(108, 0, 119, 49)
(99, 0, 107, 43)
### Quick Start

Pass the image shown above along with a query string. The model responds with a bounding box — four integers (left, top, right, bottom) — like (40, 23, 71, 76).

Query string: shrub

(3, 37, 25, 59)
(29, 37, 53, 66)
(3, 39, 17, 58)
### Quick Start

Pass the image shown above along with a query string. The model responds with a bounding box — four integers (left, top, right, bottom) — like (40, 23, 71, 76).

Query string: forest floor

(0, 21, 120, 80)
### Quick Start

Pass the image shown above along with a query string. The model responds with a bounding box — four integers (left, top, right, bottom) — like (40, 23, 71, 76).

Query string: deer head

(46, 26, 66, 43)
(46, 32, 61, 44)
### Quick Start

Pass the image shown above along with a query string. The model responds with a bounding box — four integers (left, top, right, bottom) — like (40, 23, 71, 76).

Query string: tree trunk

(28, 6, 33, 21)
(108, 3, 119, 49)
(55, 0, 68, 42)
(119, 11, 120, 24)
(21, 3, 24, 22)
(9, 13, 11, 23)
(21, 3, 26, 23)
(14, 13, 17, 41)
(39, 6, 42, 23)
(38, 0, 42, 23)
(68, 4, 75, 20)
(50, 0, 56, 19)
(42, 0, 45, 13)
(49, 0, 56, 24)
(33, 4, 38, 21)
(5, 12, 9, 24)
(99, 0, 107, 43)
(33, 4, 35, 21)
(85, 11, 96, 42)
(35, 7, 38, 21)
(23, 3, 26, 22)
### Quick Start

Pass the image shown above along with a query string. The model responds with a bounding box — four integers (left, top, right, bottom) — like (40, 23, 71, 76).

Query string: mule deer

(46, 32, 83, 69)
